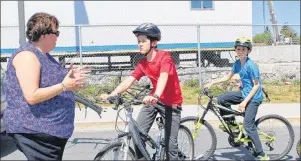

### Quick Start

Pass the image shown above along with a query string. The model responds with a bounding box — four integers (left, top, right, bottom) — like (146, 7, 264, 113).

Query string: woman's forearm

(26, 83, 64, 105)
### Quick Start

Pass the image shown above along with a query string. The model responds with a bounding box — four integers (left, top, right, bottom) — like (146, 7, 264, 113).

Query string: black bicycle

(93, 85, 194, 160)
(180, 88, 295, 160)
(74, 70, 149, 119)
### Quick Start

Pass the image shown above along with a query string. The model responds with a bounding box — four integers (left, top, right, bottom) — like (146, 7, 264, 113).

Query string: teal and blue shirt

(232, 57, 263, 103)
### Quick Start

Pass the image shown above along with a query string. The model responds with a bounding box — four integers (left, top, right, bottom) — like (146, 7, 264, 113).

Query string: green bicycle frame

(233, 122, 276, 143)
(192, 102, 276, 144)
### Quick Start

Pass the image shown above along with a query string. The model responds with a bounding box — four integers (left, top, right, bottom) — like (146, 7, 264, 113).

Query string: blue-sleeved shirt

(232, 57, 263, 102)
(3, 41, 75, 139)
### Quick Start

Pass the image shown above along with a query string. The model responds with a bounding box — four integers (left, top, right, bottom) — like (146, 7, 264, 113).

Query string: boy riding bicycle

(100, 22, 183, 160)
(204, 37, 270, 160)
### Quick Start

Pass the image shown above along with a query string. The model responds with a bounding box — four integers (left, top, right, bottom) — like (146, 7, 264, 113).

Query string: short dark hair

(26, 12, 59, 42)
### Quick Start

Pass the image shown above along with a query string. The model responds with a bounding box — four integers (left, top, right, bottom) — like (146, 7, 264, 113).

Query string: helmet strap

(144, 39, 154, 57)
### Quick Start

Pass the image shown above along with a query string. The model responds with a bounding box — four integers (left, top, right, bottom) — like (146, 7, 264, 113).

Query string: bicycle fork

(122, 109, 132, 160)
(193, 103, 211, 139)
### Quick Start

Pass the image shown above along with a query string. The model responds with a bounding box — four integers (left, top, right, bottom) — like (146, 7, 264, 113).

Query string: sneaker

(257, 153, 270, 160)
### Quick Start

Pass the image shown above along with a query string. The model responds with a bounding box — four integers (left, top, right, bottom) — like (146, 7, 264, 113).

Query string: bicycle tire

(160, 125, 195, 160)
(297, 139, 300, 158)
(255, 114, 295, 160)
(180, 116, 217, 160)
(94, 141, 136, 160)
(74, 93, 102, 115)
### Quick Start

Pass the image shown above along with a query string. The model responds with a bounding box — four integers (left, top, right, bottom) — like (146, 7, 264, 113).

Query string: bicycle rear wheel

(160, 125, 194, 160)
(255, 114, 295, 160)
(180, 116, 217, 160)
(94, 141, 136, 160)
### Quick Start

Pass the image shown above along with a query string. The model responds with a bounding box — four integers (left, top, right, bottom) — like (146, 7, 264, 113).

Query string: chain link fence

(1, 24, 300, 89)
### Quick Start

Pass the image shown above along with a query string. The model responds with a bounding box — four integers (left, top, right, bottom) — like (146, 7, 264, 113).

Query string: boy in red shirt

(100, 22, 183, 160)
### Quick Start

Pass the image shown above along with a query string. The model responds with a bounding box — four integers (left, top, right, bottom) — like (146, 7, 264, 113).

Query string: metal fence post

(18, 1, 26, 45)
(78, 25, 83, 67)
(197, 24, 202, 87)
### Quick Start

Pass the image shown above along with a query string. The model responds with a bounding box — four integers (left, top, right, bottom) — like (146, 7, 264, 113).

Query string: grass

(181, 79, 300, 104)
(75, 79, 300, 107)
(260, 80, 300, 103)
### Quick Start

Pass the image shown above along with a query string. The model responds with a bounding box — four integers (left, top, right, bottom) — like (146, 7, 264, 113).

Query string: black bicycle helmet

(133, 23, 161, 41)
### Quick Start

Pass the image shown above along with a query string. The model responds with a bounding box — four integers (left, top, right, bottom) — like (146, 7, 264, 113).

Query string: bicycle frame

(233, 122, 276, 143)
(118, 102, 165, 161)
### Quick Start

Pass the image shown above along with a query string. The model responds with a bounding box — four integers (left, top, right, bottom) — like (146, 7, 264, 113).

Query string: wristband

(61, 83, 66, 91)
(152, 94, 160, 100)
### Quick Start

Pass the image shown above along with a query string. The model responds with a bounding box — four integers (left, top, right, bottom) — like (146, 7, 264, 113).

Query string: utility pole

(267, 1, 279, 45)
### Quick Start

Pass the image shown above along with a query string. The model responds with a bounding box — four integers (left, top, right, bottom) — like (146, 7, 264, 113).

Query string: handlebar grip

(132, 99, 143, 105)
(107, 95, 121, 103)
(203, 87, 210, 95)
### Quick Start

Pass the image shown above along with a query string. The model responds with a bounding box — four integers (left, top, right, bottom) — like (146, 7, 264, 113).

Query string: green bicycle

(180, 88, 295, 160)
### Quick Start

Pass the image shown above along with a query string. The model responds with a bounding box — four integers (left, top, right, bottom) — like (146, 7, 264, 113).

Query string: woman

(3, 12, 89, 160)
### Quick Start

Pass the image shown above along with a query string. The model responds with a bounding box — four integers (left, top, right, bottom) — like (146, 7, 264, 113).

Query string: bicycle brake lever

(77, 102, 82, 111)
(112, 104, 119, 110)
(85, 106, 88, 119)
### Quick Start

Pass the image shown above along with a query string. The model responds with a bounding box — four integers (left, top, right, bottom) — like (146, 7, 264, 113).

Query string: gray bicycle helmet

(133, 23, 161, 41)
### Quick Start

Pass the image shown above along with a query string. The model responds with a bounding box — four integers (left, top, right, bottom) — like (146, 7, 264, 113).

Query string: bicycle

(93, 85, 194, 160)
(74, 70, 147, 118)
(180, 88, 295, 160)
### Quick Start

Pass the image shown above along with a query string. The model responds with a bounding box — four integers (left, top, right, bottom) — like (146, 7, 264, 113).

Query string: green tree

(280, 23, 300, 44)
(280, 24, 298, 38)
(253, 31, 272, 44)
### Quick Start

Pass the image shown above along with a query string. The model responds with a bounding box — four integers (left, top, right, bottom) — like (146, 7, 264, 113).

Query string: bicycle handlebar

(201, 87, 212, 98)
(106, 84, 152, 110)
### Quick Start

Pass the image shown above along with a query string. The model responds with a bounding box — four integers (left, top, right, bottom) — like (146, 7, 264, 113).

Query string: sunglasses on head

(48, 30, 60, 37)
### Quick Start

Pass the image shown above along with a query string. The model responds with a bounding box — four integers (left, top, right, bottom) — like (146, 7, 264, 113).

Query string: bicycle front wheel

(180, 116, 217, 160)
(94, 141, 136, 160)
(74, 93, 103, 115)
(255, 114, 295, 160)
(160, 125, 194, 160)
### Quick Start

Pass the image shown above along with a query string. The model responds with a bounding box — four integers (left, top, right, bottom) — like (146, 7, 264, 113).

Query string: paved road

(1, 125, 300, 160)
(1, 103, 300, 160)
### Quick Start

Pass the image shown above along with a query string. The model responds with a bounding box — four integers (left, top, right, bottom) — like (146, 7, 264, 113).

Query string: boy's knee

(217, 95, 225, 104)
(243, 119, 255, 131)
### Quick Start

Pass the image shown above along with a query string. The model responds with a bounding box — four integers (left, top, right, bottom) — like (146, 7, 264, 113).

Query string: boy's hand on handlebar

(143, 95, 158, 105)
(238, 101, 247, 112)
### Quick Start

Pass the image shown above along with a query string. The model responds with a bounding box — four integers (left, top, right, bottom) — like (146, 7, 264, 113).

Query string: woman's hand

(61, 69, 88, 91)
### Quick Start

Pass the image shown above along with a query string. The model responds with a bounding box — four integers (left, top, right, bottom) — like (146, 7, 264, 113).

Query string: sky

(252, 1, 300, 35)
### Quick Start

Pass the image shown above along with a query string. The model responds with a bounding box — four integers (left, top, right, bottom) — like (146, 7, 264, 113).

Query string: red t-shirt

(131, 50, 183, 106)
